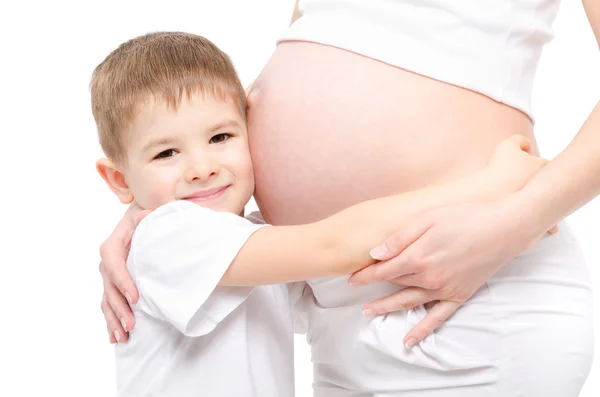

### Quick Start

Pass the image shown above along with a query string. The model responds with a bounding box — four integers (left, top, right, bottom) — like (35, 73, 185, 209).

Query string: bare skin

(99, 1, 598, 348)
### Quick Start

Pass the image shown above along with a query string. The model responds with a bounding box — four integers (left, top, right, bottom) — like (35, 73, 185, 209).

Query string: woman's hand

(348, 198, 558, 349)
(99, 203, 149, 343)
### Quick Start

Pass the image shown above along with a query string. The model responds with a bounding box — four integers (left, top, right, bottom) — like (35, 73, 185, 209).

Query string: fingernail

(362, 309, 375, 317)
(405, 338, 417, 350)
(125, 292, 132, 305)
(114, 330, 121, 344)
(369, 244, 389, 260)
(121, 318, 128, 332)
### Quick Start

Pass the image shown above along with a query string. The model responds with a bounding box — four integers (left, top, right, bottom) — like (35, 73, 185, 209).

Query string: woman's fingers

(362, 287, 462, 349)
(350, 253, 414, 285)
(350, 261, 388, 285)
(353, 241, 432, 286)
(369, 216, 434, 261)
(403, 300, 460, 349)
(349, 218, 434, 286)
(350, 247, 423, 285)
(387, 272, 442, 289)
(362, 287, 436, 315)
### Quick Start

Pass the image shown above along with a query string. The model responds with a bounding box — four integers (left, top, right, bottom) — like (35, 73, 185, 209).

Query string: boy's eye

(210, 133, 231, 144)
(154, 149, 178, 160)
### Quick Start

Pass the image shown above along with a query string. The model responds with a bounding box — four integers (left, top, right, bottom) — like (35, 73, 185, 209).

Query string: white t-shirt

(115, 201, 295, 397)
(278, 0, 563, 121)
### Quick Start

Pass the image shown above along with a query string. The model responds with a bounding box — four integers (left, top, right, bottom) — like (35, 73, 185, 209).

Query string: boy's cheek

(132, 173, 178, 210)
(235, 148, 255, 176)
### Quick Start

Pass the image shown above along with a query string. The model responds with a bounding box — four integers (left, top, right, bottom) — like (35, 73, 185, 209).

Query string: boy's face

(121, 92, 254, 214)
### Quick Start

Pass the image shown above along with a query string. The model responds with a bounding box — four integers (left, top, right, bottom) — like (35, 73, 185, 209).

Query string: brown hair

(90, 31, 246, 163)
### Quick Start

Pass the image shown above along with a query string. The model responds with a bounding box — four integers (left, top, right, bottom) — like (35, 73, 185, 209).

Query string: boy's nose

(185, 156, 219, 182)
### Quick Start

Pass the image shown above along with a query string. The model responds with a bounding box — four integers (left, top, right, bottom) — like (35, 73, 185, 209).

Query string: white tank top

(278, 0, 562, 120)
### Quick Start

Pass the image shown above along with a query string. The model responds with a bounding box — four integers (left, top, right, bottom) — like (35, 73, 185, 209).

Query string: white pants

(301, 223, 594, 396)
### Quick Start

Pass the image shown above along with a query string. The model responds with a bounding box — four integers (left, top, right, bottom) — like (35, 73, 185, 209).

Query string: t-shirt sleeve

(130, 201, 268, 337)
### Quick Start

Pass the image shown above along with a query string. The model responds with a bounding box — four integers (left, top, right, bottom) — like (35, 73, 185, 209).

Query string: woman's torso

(245, 12, 593, 393)
(248, 41, 536, 225)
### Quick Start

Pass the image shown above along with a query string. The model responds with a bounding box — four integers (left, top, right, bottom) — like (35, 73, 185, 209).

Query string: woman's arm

(244, 2, 300, 98)
(290, 0, 301, 26)
(492, 0, 600, 235)
(584, 0, 600, 44)
(222, 135, 544, 285)
(506, 104, 600, 238)
(349, 6, 600, 348)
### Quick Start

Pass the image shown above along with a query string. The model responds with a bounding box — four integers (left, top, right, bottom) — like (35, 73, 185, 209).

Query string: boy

(91, 32, 545, 396)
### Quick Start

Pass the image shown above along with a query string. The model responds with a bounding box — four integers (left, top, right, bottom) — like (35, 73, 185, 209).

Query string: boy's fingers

(111, 213, 136, 244)
(103, 255, 138, 304)
(105, 280, 136, 333)
(99, 209, 145, 302)
(403, 300, 460, 349)
(507, 134, 531, 152)
(133, 210, 151, 228)
(104, 206, 141, 252)
(97, 204, 145, 344)
(101, 293, 128, 344)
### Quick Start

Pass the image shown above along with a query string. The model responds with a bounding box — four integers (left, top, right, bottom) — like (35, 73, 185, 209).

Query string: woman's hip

(308, 222, 594, 395)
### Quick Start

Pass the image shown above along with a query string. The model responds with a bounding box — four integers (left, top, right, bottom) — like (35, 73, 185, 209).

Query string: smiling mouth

(182, 185, 230, 202)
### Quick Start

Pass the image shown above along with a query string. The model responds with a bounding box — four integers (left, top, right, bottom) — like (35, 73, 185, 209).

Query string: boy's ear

(96, 158, 134, 204)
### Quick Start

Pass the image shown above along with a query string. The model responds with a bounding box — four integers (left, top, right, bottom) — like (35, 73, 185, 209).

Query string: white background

(0, 1, 598, 396)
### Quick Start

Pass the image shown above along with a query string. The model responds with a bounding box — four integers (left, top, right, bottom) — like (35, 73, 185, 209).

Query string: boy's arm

(223, 169, 504, 285)
(223, 135, 544, 286)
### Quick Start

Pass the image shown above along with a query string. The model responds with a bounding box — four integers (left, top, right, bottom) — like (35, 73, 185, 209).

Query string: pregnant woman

(100, 1, 598, 395)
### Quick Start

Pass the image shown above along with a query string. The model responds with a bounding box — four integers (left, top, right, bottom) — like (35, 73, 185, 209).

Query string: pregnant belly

(247, 41, 536, 225)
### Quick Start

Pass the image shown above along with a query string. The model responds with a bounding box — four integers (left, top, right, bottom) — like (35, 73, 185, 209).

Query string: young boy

(91, 32, 545, 396)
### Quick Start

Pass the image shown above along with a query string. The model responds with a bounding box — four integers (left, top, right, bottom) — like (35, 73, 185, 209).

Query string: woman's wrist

(503, 102, 600, 238)
(498, 189, 558, 241)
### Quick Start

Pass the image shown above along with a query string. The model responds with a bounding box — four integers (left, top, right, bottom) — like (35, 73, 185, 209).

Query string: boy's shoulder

(131, 201, 267, 256)
(136, 201, 252, 234)
(140, 200, 214, 224)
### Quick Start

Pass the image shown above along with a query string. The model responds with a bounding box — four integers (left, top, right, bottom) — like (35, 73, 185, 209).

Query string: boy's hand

(486, 134, 548, 194)
(483, 135, 557, 234)
(99, 203, 149, 343)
